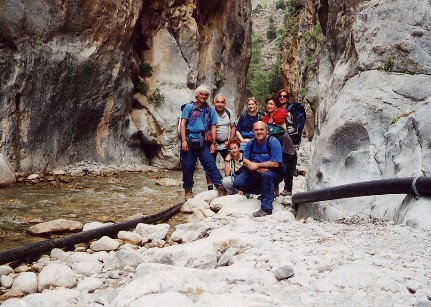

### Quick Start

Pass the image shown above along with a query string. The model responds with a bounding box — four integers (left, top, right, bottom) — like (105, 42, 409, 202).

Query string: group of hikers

(179, 84, 306, 217)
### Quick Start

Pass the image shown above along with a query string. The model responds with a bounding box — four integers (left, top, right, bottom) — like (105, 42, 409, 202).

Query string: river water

(0, 169, 208, 252)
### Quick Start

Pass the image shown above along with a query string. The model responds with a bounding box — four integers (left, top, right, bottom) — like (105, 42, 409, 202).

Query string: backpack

(248, 136, 287, 174)
(267, 123, 285, 145)
(286, 102, 306, 145)
(239, 109, 265, 123)
(177, 101, 212, 139)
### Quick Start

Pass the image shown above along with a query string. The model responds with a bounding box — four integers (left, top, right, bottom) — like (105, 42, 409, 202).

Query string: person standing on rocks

(179, 85, 227, 200)
(205, 94, 236, 190)
(233, 121, 282, 217)
(277, 89, 300, 196)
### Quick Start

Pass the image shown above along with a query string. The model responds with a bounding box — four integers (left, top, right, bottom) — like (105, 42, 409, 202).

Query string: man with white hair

(179, 85, 227, 200)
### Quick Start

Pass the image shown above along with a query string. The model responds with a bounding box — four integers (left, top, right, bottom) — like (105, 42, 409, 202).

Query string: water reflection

(0, 169, 207, 251)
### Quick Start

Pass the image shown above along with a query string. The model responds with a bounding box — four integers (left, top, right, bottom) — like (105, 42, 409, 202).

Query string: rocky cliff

(287, 0, 431, 228)
(0, 0, 251, 173)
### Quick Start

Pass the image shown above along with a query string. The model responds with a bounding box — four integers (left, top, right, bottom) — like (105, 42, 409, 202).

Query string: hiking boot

(217, 185, 227, 197)
(184, 189, 194, 201)
(280, 190, 292, 196)
(252, 209, 271, 217)
(207, 184, 214, 190)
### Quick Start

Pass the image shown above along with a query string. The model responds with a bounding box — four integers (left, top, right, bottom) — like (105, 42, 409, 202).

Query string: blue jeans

(181, 145, 223, 190)
(233, 168, 279, 213)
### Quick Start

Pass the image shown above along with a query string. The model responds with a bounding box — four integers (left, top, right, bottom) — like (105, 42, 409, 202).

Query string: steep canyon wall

(0, 0, 251, 174)
(287, 0, 431, 228)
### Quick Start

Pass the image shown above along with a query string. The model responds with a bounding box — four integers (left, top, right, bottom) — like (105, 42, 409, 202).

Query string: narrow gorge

(1, 0, 430, 227)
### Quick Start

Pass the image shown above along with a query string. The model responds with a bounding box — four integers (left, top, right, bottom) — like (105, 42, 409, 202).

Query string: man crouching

(233, 121, 282, 217)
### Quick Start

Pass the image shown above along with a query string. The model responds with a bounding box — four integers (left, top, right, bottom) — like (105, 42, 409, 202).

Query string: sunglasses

(278, 95, 288, 98)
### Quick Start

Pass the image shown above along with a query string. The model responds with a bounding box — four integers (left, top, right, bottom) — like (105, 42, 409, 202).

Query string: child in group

(222, 139, 244, 195)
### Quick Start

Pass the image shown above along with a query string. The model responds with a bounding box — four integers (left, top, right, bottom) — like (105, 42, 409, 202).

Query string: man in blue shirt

(179, 85, 227, 200)
(233, 121, 282, 217)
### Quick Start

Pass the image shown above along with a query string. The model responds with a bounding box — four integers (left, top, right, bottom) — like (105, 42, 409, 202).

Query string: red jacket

(262, 108, 287, 125)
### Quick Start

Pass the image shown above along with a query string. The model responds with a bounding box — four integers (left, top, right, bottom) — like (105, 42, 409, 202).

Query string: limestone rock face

(297, 0, 431, 228)
(0, 0, 251, 172)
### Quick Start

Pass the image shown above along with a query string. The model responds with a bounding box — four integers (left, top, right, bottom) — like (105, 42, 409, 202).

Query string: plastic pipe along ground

(0, 203, 183, 265)
(292, 176, 431, 206)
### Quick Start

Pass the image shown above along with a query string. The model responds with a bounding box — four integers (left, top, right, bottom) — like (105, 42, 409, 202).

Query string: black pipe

(0, 202, 183, 265)
(292, 177, 431, 208)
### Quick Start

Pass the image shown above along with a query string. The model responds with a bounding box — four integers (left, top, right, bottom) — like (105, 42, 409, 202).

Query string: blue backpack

(286, 102, 306, 145)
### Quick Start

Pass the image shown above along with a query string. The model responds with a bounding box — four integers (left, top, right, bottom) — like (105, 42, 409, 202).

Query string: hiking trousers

(181, 145, 222, 190)
(233, 168, 279, 213)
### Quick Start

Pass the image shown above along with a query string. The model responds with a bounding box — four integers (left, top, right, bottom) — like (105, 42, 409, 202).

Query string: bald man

(233, 121, 282, 217)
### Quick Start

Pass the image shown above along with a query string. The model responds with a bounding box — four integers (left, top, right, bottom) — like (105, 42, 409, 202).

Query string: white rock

(27, 219, 83, 235)
(215, 197, 262, 216)
(0, 298, 28, 307)
(0, 265, 14, 275)
(14, 265, 31, 273)
(90, 236, 120, 251)
(38, 263, 77, 291)
(118, 230, 144, 245)
(217, 247, 238, 266)
(181, 198, 210, 213)
(210, 194, 245, 212)
(0, 153, 16, 186)
(186, 208, 215, 223)
(135, 223, 170, 241)
(193, 190, 219, 203)
(1, 275, 14, 288)
(170, 223, 209, 243)
(12, 272, 38, 294)
(76, 277, 103, 292)
(27, 174, 39, 180)
(155, 178, 181, 186)
(272, 264, 294, 280)
(72, 261, 103, 276)
(129, 292, 195, 307)
(143, 239, 218, 269)
(103, 246, 149, 268)
(23, 289, 80, 306)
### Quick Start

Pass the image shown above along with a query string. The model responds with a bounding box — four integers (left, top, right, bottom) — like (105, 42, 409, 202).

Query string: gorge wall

(0, 0, 251, 174)
(286, 0, 431, 228)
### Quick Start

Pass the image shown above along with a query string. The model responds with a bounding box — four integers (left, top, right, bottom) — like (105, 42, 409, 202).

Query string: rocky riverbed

(1, 187, 430, 306)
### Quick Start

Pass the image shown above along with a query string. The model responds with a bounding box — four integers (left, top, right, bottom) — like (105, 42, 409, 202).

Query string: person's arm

(224, 155, 231, 176)
(229, 122, 236, 141)
(236, 130, 246, 142)
(180, 118, 188, 151)
(243, 159, 279, 172)
(210, 124, 216, 153)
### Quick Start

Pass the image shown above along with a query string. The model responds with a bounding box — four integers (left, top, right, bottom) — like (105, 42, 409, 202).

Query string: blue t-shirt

(236, 112, 263, 139)
(181, 102, 218, 139)
(244, 136, 282, 163)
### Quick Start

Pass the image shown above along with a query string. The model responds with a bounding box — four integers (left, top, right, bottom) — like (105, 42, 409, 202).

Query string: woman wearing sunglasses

(276, 88, 298, 197)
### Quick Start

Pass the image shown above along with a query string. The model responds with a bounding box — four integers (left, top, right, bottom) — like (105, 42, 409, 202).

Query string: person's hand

(210, 143, 216, 154)
(257, 168, 269, 173)
(248, 162, 259, 171)
(181, 141, 188, 151)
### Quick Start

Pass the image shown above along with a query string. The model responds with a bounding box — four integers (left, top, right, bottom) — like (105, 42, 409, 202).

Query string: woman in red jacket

(262, 95, 287, 129)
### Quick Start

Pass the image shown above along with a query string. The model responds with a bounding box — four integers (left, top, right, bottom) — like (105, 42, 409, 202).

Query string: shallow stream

(0, 169, 208, 251)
